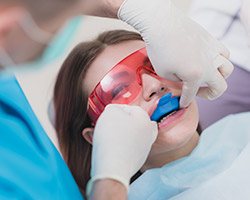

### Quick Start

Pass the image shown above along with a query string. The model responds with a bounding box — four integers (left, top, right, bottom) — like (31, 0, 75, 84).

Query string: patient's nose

(141, 73, 167, 101)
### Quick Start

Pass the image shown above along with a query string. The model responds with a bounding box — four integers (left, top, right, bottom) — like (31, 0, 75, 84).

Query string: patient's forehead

(83, 40, 145, 96)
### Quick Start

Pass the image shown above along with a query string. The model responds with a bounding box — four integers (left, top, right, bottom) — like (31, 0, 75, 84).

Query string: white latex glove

(241, 0, 250, 45)
(118, 0, 234, 108)
(90, 104, 157, 190)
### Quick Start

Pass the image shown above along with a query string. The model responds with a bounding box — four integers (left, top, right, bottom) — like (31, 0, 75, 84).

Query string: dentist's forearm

(89, 179, 127, 200)
(80, 0, 124, 18)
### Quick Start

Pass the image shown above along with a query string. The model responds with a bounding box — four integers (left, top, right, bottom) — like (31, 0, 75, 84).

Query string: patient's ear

(82, 128, 94, 145)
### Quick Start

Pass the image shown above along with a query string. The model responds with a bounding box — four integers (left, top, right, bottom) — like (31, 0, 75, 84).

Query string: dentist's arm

(81, 0, 234, 108)
(87, 104, 158, 200)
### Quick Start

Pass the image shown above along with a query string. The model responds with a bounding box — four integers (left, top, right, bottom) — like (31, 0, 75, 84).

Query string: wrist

(117, 0, 173, 33)
(89, 173, 130, 190)
(88, 179, 127, 200)
(101, 0, 125, 18)
(79, 0, 124, 18)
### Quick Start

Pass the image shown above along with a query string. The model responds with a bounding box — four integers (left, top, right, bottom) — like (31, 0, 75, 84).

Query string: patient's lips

(158, 108, 186, 130)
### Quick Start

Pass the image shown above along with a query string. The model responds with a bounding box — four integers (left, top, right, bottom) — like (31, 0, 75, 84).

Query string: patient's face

(84, 40, 199, 161)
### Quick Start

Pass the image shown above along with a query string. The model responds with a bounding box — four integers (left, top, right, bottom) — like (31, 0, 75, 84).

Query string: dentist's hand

(241, 0, 250, 45)
(118, 0, 234, 108)
(90, 104, 157, 190)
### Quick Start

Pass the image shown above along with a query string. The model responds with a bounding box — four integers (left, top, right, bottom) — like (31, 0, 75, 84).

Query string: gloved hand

(118, 0, 234, 108)
(90, 104, 157, 190)
(241, 0, 250, 45)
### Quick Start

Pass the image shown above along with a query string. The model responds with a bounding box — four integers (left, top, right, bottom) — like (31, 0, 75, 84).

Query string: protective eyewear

(87, 47, 162, 124)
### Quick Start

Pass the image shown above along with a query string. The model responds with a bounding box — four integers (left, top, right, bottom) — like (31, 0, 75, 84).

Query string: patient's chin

(154, 128, 196, 153)
(152, 103, 199, 154)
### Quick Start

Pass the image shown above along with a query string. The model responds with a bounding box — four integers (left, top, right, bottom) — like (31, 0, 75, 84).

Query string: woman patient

(53, 30, 250, 199)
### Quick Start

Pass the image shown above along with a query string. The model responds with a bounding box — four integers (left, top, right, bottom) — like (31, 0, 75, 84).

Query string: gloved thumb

(180, 81, 199, 108)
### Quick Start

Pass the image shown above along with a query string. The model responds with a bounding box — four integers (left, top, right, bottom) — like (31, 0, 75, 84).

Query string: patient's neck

(142, 132, 199, 171)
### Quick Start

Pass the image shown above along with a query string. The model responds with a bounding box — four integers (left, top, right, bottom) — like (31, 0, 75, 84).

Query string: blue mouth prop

(150, 93, 180, 122)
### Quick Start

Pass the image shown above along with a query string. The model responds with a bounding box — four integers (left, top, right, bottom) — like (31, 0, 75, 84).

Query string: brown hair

(53, 30, 143, 197)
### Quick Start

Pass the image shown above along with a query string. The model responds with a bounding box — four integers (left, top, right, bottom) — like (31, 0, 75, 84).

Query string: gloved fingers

(214, 55, 234, 79)
(104, 104, 157, 138)
(156, 70, 182, 82)
(105, 104, 145, 116)
(216, 42, 230, 59)
(104, 104, 151, 124)
(197, 71, 227, 100)
(179, 81, 200, 108)
(149, 121, 158, 141)
(218, 59, 234, 79)
(240, 0, 250, 27)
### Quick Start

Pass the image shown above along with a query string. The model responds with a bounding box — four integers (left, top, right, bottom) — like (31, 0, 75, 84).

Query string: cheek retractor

(150, 93, 180, 122)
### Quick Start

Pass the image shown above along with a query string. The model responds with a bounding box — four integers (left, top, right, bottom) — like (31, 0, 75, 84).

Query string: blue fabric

(129, 112, 250, 200)
(0, 74, 83, 200)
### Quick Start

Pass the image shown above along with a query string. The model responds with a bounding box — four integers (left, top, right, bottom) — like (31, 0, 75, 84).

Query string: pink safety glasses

(87, 47, 162, 124)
